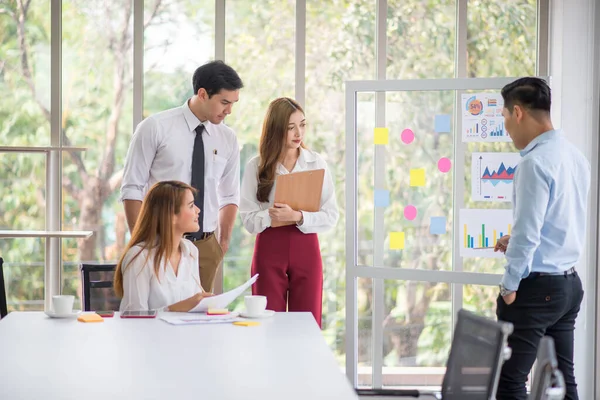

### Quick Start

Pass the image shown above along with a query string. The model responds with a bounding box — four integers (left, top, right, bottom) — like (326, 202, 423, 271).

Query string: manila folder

(272, 169, 325, 227)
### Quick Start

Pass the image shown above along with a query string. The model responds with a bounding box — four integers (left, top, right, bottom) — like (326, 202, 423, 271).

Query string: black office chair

(355, 309, 513, 400)
(80, 263, 120, 312)
(441, 309, 513, 399)
(529, 336, 566, 400)
(0, 257, 7, 319)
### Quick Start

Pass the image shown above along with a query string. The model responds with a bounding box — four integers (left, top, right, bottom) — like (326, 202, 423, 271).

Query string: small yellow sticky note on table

(390, 232, 405, 250)
(410, 168, 426, 187)
(207, 308, 229, 315)
(77, 313, 104, 323)
(374, 127, 389, 145)
(233, 321, 260, 327)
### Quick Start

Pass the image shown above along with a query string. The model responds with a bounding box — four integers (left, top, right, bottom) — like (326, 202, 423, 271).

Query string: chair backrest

(441, 309, 514, 400)
(0, 257, 7, 319)
(529, 336, 566, 400)
(80, 263, 120, 312)
(355, 389, 439, 399)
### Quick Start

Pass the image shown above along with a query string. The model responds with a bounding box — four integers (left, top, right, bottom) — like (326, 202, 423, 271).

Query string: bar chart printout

(459, 209, 513, 258)
(471, 152, 521, 202)
(461, 93, 511, 143)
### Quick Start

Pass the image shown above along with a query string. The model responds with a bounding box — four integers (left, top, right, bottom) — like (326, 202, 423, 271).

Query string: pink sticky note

(404, 205, 417, 221)
(438, 157, 452, 173)
(401, 129, 415, 144)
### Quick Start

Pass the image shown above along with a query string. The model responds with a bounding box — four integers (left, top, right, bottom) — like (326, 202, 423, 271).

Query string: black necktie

(191, 124, 205, 236)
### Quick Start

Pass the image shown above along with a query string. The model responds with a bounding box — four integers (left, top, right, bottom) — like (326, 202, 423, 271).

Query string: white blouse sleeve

(239, 157, 272, 235)
(298, 157, 339, 234)
(119, 247, 154, 312)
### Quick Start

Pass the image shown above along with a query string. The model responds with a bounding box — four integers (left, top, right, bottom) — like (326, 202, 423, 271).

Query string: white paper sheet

(160, 312, 242, 325)
(189, 274, 259, 313)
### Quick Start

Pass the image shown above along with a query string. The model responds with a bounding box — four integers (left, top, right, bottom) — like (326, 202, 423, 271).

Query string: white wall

(549, 0, 600, 399)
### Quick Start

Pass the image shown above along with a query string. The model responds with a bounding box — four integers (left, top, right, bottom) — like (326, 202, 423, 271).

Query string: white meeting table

(0, 311, 359, 400)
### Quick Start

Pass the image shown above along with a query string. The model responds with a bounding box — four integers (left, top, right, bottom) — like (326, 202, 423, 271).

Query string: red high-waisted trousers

(251, 225, 323, 328)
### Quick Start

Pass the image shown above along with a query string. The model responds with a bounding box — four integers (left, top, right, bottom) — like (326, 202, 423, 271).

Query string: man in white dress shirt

(120, 60, 243, 292)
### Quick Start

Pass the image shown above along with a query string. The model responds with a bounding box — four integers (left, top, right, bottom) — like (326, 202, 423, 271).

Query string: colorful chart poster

(461, 93, 511, 143)
(459, 209, 513, 258)
(471, 152, 521, 202)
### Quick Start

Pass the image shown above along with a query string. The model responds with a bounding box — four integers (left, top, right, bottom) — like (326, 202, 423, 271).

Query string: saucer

(240, 309, 275, 319)
(44, 310, 82, 319)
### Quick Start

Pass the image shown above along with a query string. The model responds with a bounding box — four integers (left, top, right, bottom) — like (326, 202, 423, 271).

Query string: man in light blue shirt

(494, 77, 590, 400)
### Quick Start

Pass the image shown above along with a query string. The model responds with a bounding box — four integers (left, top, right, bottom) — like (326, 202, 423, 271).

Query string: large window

(0, 0, 51, 311)
(59, 0, 134, 302)
(1, 0, 543, 389)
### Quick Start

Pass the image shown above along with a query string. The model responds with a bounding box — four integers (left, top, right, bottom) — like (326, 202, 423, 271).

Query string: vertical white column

(549, 0, 600, 398)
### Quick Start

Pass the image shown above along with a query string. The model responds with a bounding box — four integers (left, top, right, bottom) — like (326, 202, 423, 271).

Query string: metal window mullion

(345, 87, 359, 386)
(536, 0, 550, 76)
(295, 0, 306, 107)
(349, 265, 502, 286)
(133, 0, 143, 130)
(215, 0, 225, 61)
(452, 0, 468, 333)
(372, 0, 387, 389)
(210, 0, 227, 295)
(46, 0, 63, 311)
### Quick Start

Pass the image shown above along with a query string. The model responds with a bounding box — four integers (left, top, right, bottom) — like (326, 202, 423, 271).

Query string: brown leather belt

(184, 231, 214, 241)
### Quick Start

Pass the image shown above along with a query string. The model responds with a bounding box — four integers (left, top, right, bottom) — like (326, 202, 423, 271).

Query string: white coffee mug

(52, 295, 75, 315)
(244, 295, 267, 317)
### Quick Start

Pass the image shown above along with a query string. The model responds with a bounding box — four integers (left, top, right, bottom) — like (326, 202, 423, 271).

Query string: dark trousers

(251, 225, 323, 328)
(496, 272, 584, 400)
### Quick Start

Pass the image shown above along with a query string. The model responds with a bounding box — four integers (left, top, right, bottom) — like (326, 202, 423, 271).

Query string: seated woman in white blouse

(114, 180, 213, 312)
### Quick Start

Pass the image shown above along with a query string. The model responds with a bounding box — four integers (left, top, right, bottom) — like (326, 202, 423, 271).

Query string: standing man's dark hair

(121, 59, 244, 294)
(501, 77, 551, 114)
(494, 76, 590, 400)
(192, 60, 244, 97)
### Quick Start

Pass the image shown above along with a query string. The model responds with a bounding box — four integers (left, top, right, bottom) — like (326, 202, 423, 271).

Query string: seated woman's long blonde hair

(114, 181, 197, 297)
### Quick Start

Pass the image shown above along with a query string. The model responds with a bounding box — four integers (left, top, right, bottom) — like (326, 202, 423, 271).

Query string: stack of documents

(160, 274, 260, 325)
(160, 312, 241, 326)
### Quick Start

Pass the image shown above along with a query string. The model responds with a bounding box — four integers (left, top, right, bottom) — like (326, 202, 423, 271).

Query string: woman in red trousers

(240, 97, 338, 328)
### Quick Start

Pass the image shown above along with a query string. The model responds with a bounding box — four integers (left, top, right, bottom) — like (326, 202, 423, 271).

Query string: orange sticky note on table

(78, 313, 104, 323)
(233, 321, 260, 327)
(207, 308, 229, 315)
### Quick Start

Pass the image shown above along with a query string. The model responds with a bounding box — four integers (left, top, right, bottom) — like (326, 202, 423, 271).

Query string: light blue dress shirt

(501, 130, 591, 291)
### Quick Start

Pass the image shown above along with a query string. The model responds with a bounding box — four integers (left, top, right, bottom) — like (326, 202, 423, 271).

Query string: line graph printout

(460, 209, 513, 258)
(462, 93, 511, 143)
(471, 152, 521, 202)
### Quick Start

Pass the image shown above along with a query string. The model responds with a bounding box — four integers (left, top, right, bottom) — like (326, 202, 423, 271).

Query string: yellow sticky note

(410, 168, 426, 187)
(207, 308, 229, 315)
(233, 321, 260, 327)
(390, 232, 405, 250)
(77, 313, 104, 323)
(374, 127, 389, 145)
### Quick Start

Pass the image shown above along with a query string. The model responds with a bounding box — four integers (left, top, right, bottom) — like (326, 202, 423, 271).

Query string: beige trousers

(191, 234, 224, 292)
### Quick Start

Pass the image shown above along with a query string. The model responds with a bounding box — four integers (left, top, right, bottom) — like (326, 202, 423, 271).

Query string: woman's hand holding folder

(268, 203, 302, 224)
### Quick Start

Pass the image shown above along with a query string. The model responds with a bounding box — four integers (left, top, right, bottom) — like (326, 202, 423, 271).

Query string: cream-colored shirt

(119, 239, 203, 312)
(120, 100, 240, 232)
(240, 148, 339, 235)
